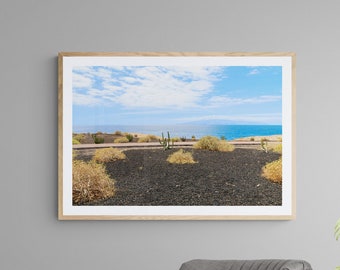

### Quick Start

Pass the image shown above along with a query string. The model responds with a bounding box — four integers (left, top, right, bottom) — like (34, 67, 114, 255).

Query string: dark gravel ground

(76, 147, 282, 206)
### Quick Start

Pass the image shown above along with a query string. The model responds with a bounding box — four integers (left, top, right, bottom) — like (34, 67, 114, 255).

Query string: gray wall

(1, 1, 340, 269)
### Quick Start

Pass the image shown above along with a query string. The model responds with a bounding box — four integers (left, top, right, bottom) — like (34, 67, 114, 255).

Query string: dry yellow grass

(217, 140, 235, 152)
(261, 158, 282, 184)
(194, 136, 234, 152)
(271, 143, 282, 154)
(72, 134, 84, 144)
(137, 135, 152, 143)
(93, 147, 126, 163)
(137, 134, 159, 142)
(72, 160, 115, 204)
(114, 137, 129, 143)
(167, 149, 197, 164)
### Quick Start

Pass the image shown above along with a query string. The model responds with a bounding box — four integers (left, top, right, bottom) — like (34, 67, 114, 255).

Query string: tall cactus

(261, 138, 268, 153)
(159, 131, 173, 150)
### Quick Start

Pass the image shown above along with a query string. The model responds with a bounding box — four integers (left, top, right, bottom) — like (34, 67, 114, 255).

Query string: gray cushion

(179, 260, 312, 270)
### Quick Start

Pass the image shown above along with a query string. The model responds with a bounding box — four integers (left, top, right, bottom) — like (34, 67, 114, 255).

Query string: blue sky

(72, 65, 282, 126)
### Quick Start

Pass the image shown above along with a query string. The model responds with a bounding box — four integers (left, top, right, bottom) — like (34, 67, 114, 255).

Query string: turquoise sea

(73, 125, 282, 141)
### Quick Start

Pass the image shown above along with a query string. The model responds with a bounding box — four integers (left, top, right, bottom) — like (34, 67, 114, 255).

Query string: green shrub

(93, 148, 126, 163)
(167, 149, 196, 164)
(194, 136, 234, 152)
(72, 160, 115, 204)
(261, 158, 282, 184)
(114, 137, 129, 143)
(72, 138, 81, 145)
(125, 133, 134, 142)
(73, 134, 84, 143)
(92, 134, 104, 144)
(191, 135, 196, 141)
(180, 136, 186, 142)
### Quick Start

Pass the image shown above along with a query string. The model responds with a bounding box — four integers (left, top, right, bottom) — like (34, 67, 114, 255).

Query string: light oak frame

(58, 52, 296, 220)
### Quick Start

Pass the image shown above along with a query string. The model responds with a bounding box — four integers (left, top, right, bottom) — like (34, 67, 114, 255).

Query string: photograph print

(58, 52, 295, 220)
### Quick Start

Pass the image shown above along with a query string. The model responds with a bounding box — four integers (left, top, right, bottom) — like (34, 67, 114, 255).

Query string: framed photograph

(58, 52, 295, 220)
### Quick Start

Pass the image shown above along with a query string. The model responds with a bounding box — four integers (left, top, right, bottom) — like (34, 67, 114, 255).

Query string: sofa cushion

(179, 260, 312, 270)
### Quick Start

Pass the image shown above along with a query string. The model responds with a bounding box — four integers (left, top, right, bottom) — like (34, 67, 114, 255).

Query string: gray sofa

(179, 260, 312, 270)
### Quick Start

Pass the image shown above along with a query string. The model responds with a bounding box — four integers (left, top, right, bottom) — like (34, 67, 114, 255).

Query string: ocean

(73, 125, 282, 141)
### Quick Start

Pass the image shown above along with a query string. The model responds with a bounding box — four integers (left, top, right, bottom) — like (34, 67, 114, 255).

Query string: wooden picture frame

(58, 52, 295, 220)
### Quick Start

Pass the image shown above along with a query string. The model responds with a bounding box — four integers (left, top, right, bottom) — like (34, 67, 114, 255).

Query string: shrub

(114, 130, 122, 136)
(92, 134, 104, 144)
(72, 160, 115, 204)
(138, 136, 152, 143)
(93, 148, 126, 163)
(94, 137, 104, 144)
(114, 137, 129, 143)
(72, 133, 85, 144)
(271, 143, 282, 154)
(125, 133, 134, 142)
(72, 150, 78, 159)
(172, 137, 181, 142)
(217, 140, 235, 152)
(167, 149, 196, 164)
(194, 136, 219, 151)
(191, 135, 196, 141)
(138, 134, 159, 142)
(180, 136, 186, 142)
(261, 158, 282, 184)
(72, 138, 81, 145)
(148, 134, 158, 140)
(194, 136, 234, 152)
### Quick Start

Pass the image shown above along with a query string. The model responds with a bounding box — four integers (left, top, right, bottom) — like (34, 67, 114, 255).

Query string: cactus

(159, 131, 173, 150)
(261, 138, 268, 153)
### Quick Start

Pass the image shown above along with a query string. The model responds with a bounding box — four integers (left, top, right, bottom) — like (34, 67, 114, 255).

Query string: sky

(72, 65, 282, 126)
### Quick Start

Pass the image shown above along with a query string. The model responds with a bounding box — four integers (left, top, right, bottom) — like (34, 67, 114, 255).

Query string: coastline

(72, 132, 282, 153)
(73, 124, 282, 141)
(73, 131, 282, 145)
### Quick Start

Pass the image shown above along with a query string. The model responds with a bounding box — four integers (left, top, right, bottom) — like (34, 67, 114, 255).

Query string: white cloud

(72, 73, 93, 88)
(93, 67, 113, 80)
(72, 66, 282, 113)
(72, 66, 222, 108)
(73, 92, 101, 106)
(122, 76, 140, 83)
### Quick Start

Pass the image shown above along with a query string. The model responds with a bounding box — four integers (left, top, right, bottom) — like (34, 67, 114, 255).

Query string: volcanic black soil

(75, 147, 282, 206)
